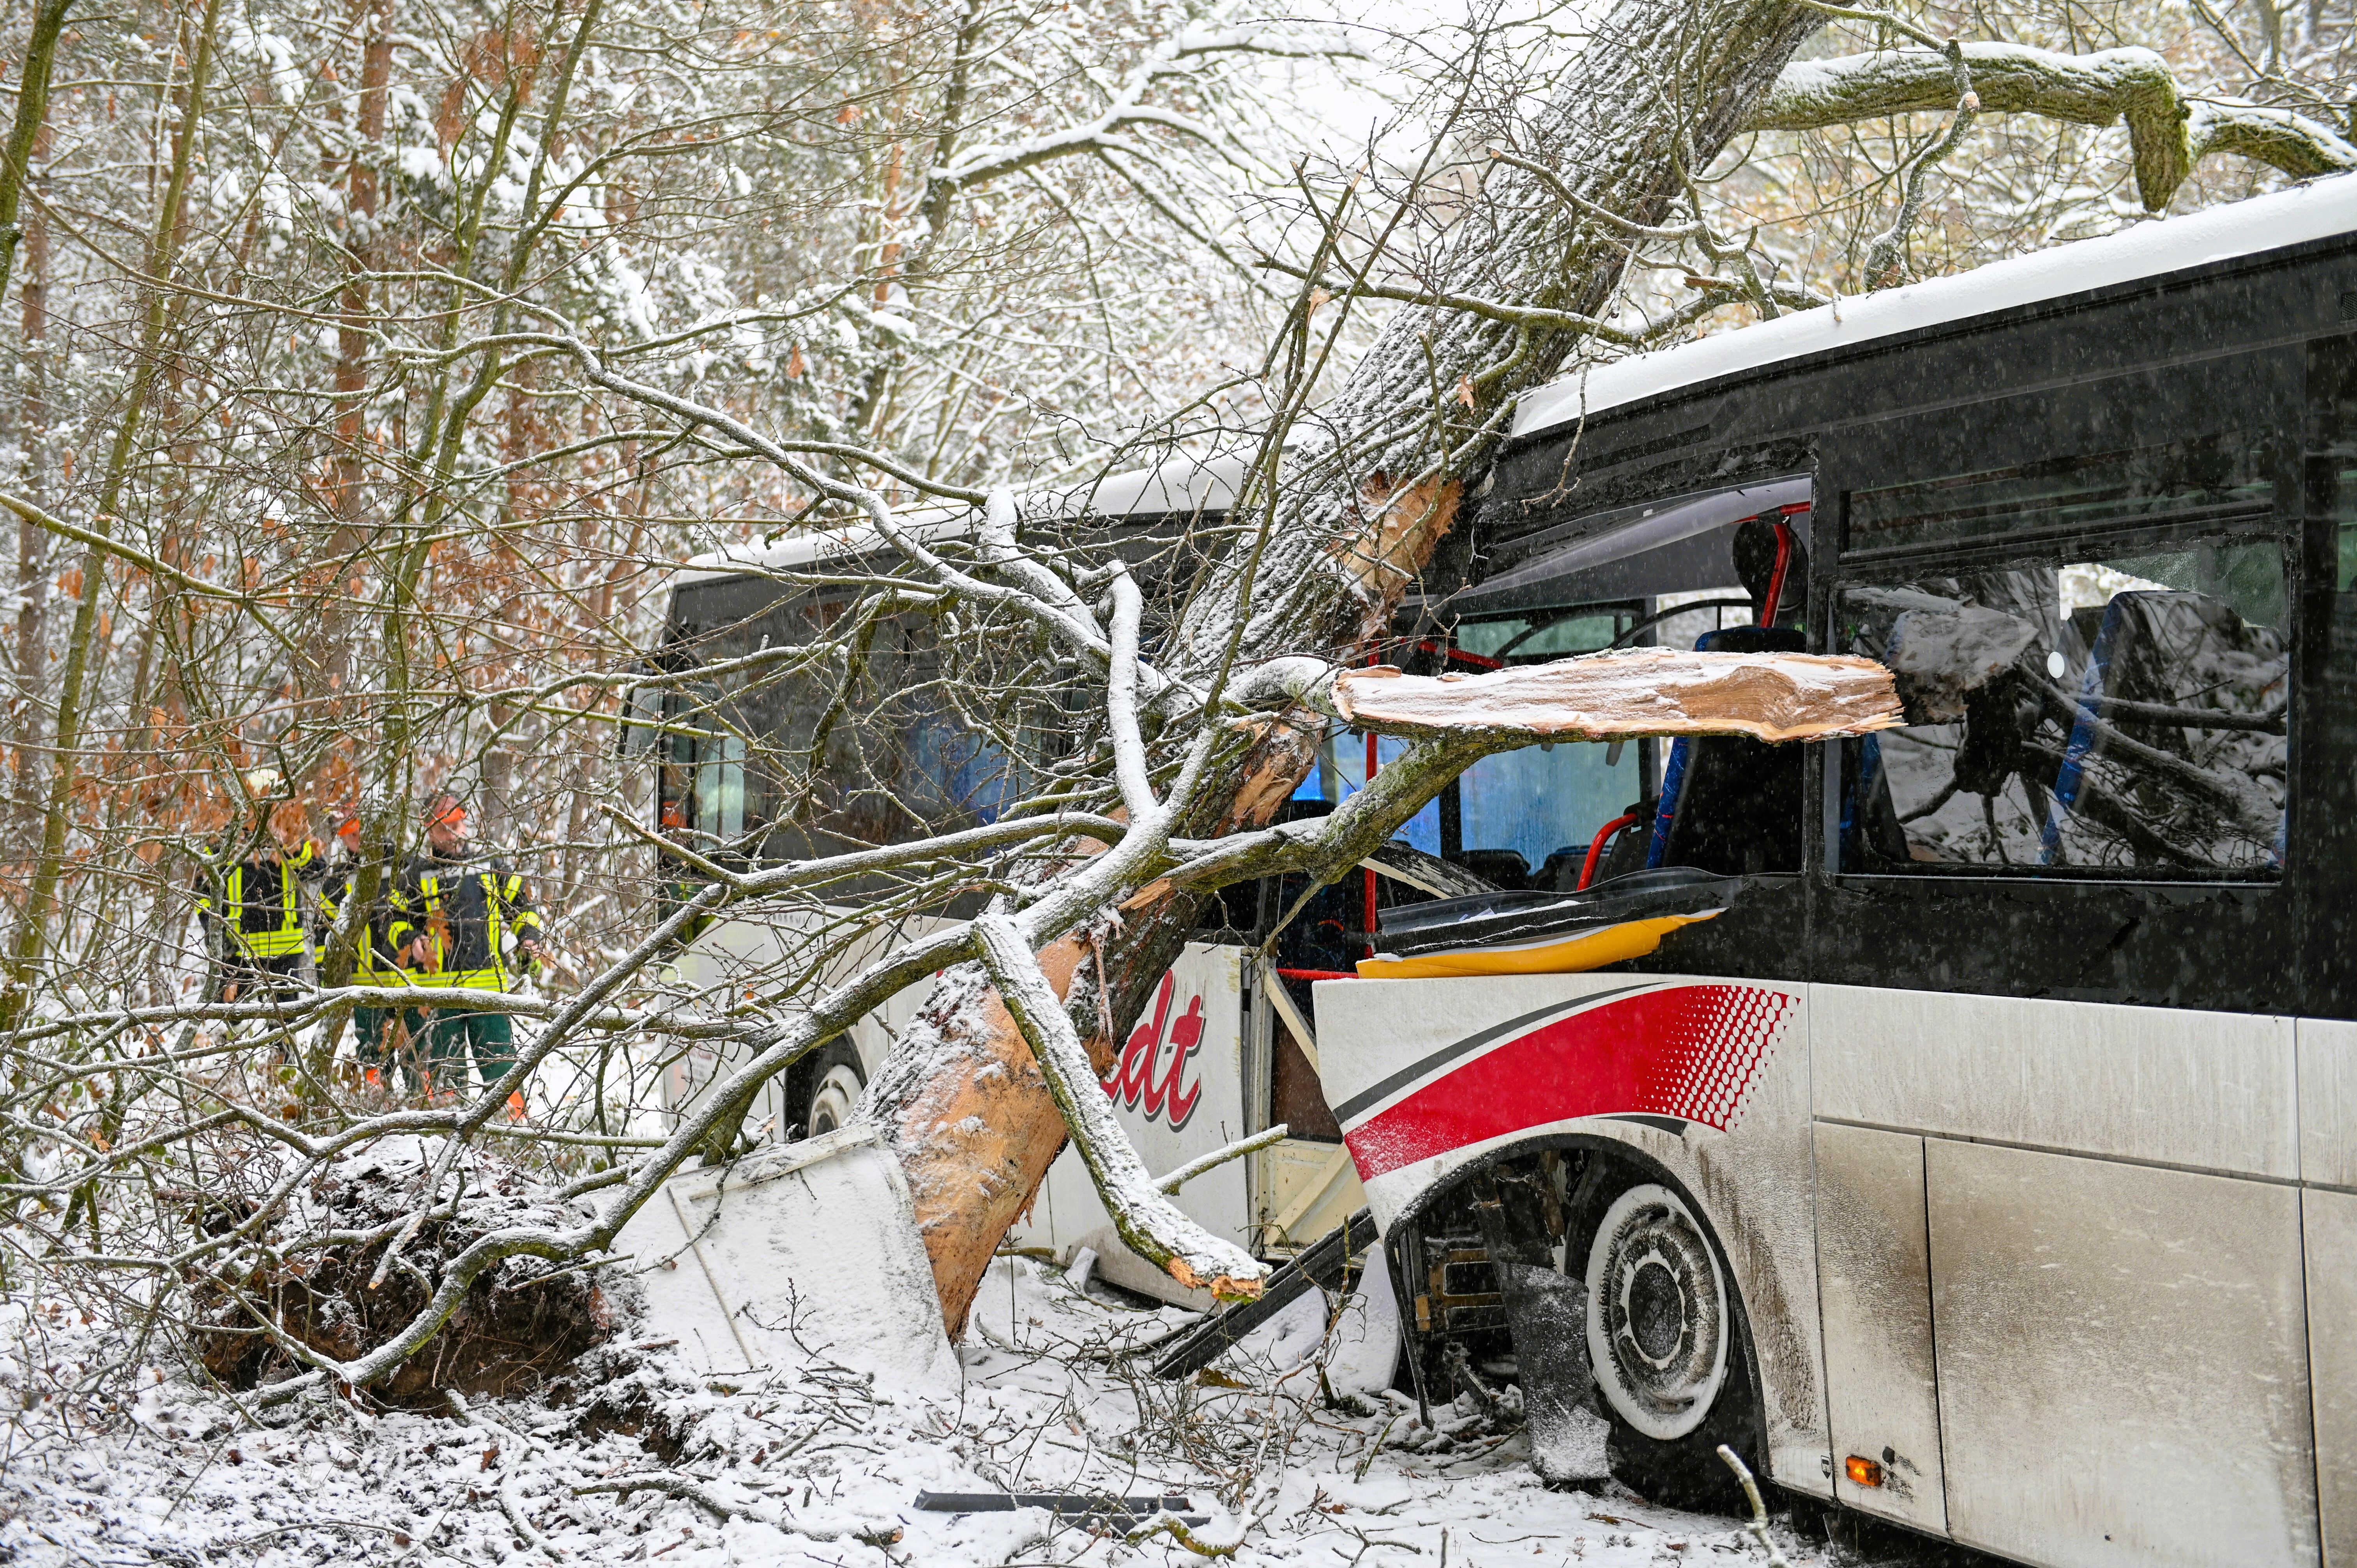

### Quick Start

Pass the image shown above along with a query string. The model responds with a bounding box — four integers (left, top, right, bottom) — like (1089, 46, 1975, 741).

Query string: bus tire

(1580, 1178, 1761, 1515)
(799, 1045, 865, 1140)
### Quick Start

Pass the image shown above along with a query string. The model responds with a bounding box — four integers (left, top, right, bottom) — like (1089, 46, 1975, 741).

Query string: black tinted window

(1839, 533, 2287, 878)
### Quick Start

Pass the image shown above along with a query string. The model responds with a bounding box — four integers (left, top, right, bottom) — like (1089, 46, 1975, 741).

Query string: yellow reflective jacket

(317, 861, 403, 983)
(386, 850, 543, 991)
(196, 840, 319, 961)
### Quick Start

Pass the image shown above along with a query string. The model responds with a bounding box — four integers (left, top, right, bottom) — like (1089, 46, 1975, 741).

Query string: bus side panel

(2301, 1019, 2357, 1189)
(2301, 1021, 2357, 1568)
(1311, 973, 1834, 1498)
(2305, 1190, 2357, 1568)
(1816, 985, 2315, 1564)
(1005, 944, 1253, 1301)
(1810, 985, 2299, 1179)
(667, 909, 947, 1133)
(664, 906, 835, 1136)
(1811, 1122, 1948, 1534)
(1927, 1141, 2318, 1568)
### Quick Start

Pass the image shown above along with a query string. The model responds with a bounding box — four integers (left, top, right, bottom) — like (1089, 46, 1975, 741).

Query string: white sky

(1276, 0, 1574, 159)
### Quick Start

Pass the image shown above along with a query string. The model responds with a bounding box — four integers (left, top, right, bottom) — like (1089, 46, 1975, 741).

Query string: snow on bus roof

(1512, 171, 2357, 442)
(674, 449, 1253, 586)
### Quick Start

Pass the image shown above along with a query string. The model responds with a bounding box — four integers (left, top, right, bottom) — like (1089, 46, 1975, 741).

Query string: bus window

(663, 594, 1038, 863)
(1403, 607, 1644, 888)
(1838, 441, 2287, 876)
(1304, 705, 1633, 890)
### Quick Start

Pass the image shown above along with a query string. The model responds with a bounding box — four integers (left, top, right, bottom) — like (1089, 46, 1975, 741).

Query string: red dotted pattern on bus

(1340, 984, 1792, 1181)
(1657, 984, 1790, 1128)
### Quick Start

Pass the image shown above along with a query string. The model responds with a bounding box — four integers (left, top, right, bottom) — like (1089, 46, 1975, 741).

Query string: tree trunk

(866, 0, 1829, 1335)
(2, 0, 226, 1013)
(9, 140, 47, 863)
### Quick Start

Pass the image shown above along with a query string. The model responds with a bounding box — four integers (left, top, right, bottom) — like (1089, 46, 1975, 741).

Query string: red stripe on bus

(1339, 984, 1792, 1180)
(1276, 968, 1360, 982)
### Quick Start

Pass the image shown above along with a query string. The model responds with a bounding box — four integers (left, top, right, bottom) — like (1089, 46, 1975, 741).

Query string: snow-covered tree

(0, 0, 2345, 1398)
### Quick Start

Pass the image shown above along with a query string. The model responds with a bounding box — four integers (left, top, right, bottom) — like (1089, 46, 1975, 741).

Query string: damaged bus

(640, 171, 2352, 1565)
(634, 460, 1499, 1304)
(1311, 174, 2357, 1568)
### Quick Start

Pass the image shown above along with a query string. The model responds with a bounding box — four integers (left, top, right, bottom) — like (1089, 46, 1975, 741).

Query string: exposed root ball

(191, 1137, 614, 1407)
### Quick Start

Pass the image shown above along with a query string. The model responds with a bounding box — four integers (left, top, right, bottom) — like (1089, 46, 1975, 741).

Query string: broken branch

(1246, 646, 1902, 744)
(1154, 1125, 1289, 1195)
(972, 910, 1266, 1300)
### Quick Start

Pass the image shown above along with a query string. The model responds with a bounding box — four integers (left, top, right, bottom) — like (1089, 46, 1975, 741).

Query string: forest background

(0, 0, 2351, 1436)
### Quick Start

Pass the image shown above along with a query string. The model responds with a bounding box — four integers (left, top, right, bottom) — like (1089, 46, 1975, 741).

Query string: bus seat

(1840, 734, 1911, 866)
(1647, 626, 1808, 874)
(1537, 846, 1587, 890)
(1456, 848, 1532, 889)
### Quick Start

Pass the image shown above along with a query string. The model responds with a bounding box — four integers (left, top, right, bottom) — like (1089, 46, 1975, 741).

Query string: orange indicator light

(1844, 1455, 1885, 1488)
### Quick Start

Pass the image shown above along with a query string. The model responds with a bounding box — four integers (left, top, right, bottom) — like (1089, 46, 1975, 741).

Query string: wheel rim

(1584, 1183, 1729, 1440)
(807, 1064, 862, 1137)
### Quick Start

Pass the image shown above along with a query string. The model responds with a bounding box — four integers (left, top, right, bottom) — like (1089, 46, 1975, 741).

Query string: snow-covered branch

(1749, 41, 2357, 209)
(933, 23, 1362, 194)
(973, 911, 1264, 1297)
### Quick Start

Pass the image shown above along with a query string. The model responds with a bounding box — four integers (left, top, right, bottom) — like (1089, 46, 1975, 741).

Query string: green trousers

(351, 1006, 415, 1090)
(405, 1008, 516, 1093)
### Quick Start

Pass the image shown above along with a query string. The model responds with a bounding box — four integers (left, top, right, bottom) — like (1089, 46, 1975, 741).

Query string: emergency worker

(317, 814, 411, 1089)
(196, 769, 322, 1005)
(387, 793, 544, 1110)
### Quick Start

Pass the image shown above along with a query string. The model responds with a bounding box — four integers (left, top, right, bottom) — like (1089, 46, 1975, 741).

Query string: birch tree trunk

(867, 0, 1830, 1336)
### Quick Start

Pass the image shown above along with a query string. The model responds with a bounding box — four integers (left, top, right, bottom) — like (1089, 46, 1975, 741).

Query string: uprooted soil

(191, 1135, 616, 1407)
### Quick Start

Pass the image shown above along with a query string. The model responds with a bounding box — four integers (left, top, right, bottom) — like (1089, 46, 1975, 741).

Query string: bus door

(1008, 849, 1474, 1302)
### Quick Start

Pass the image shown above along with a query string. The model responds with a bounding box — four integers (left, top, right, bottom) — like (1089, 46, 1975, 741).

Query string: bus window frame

(1815, 348, 2308, 890)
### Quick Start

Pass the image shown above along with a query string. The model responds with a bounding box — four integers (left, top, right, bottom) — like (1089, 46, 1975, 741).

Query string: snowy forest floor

(0, 1254, 1958, 1568)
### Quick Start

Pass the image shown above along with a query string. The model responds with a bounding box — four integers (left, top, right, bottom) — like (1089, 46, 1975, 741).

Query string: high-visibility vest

(389, 856, 541, 991)
(198, 842, 316, 961)
(318, 868, 400, 982)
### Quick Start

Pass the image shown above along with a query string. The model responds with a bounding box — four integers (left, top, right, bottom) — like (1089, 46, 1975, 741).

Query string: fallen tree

(7, 0, 2345, 1392)
(864, 0, 1848, 1333)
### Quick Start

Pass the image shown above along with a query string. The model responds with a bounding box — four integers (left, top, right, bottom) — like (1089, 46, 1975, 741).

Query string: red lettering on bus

(1103, 972, 1209, 1131)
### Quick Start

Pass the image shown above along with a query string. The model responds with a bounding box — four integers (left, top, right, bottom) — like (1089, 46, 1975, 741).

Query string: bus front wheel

(796, 1045, 866, 1140)
(1580, 1179, 1761, 1514)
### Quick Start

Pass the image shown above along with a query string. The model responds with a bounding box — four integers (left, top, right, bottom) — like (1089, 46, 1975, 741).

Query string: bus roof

(1512, 171, 2357, 442)
(674, 449, 1256, 587)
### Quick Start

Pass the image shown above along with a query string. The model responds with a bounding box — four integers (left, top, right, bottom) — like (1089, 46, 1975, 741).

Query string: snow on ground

(0, 1257, 1838, 1567)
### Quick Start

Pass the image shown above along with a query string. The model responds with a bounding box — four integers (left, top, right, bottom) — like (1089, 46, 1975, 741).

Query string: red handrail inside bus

(1577, 811, 1642, 890)
(1411, 638, 1504, 670)
(1761, 522, 1794, 626)
(1758, 501, 1808, 626)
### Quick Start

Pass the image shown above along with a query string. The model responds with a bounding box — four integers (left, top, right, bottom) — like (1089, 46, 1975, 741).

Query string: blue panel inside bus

(1307, 729, 1630, 877)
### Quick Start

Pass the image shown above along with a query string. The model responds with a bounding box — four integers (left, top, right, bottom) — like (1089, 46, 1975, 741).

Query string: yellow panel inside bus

(1355, 910, 1717, 980)
(1254, 1138, 1366, 1255)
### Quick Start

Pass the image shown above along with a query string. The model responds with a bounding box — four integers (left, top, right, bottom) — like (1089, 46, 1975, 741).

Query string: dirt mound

(191, 1137, 615, 1408)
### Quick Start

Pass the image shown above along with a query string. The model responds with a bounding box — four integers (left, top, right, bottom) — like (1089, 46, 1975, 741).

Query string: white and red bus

(645, 173, 2355, 1565)
(1311, 173, 2357, 1567)
(641, 458, 1474, 1304)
